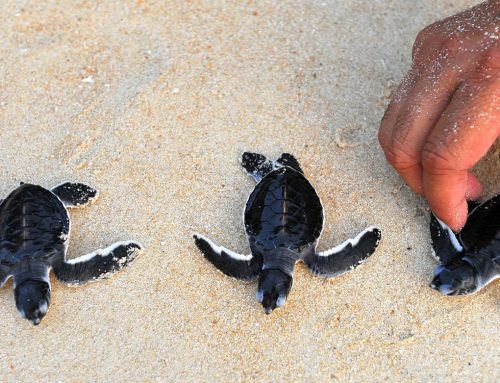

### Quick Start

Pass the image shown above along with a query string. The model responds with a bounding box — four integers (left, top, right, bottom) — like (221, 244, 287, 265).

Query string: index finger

(421, 49, 500, 231)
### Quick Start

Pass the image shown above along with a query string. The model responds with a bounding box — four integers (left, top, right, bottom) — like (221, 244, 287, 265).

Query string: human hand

(379, 0, 500, 232)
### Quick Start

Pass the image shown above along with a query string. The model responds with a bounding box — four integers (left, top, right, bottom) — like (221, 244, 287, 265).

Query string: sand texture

(0, 0, 499, 382)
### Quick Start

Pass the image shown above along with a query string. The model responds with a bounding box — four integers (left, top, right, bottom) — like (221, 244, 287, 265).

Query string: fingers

(422, 47, 500, 230)
(379, 66, 419, 142)
(378, 66, 420, 190)
(465, 173, 483, 201)
(379, 54, 464, 195)
(380, 3, 500, 232)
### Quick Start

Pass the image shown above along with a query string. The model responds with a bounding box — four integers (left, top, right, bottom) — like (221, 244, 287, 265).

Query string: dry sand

(0, 0, 499, 382)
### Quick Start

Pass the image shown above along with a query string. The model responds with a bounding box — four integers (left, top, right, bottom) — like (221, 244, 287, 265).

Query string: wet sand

(0, 1, 498, 381)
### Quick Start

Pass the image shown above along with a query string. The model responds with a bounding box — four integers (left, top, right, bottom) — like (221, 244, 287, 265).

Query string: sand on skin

(0, 1, 498, 382)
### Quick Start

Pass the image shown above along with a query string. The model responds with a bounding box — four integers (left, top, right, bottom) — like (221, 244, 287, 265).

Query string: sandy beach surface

(0, 0, 498, 381)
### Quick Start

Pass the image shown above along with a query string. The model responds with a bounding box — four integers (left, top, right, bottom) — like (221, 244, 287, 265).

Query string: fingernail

(449, 201, 468, 232)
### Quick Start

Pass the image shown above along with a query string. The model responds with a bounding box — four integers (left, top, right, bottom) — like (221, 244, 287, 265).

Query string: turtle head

(15, 280, 51, 325)
(430, 260, 478, 296)
(256, 269, 292, 315)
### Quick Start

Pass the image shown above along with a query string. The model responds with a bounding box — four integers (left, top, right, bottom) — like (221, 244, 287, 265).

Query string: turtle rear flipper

(303, 227, 381, 277)
(51, 182, 99, 208)
(54, 241, 142, 285)
(193, 234, 262, 281)
(275, 153, 303, 174)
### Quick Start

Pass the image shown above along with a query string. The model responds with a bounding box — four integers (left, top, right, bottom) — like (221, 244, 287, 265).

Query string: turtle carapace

(194, 152, 381, 314)
(0, 182, 142, 325)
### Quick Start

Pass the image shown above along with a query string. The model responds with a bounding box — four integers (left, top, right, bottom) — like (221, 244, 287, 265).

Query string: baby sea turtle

(430, 195, 500, 295)
(0, 182, 142, 325)
(194, 152, 381, 314)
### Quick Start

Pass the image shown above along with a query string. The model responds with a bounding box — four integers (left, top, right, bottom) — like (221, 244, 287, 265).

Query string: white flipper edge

(318, 226, 379, 257)
(434, 217, 463, 252)
(193, 234, 252, 261)
(65, 240, 142, 264)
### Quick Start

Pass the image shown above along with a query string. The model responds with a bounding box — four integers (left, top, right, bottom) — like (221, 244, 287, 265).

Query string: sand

(0, 0, 498, 382)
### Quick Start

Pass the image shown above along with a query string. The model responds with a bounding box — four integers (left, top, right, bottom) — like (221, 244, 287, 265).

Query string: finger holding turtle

(379, 1, 500, 231)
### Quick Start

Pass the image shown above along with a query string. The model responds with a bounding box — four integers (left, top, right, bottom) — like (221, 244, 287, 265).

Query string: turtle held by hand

(0, 182, 142, 325)
(430, 195, 500, 296)
(194, 152, 381, 314)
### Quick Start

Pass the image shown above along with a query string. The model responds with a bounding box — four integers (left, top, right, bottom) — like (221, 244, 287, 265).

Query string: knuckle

(439, 34, 462, 56)
(413, 29, 431, 61)
(382, 111, 423, 168)
(421, 141, 455, 171)
(377, 128, 390, 149)
(462, 46, 500, 87)
(393, 110, 414, 140)
(415, 23, 439, 45)
(380, 104, 397, 130)
(379, 103, 402, 149)
(411, 50, 427, 68)
(412, 21, 452, 68)
(475, 46, 500, 76)
(384, 141, 419, 169)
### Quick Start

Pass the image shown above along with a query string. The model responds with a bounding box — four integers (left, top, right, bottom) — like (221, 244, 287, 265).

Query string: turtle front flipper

(51, 182, 99, 208)
(193, 234, 262, 281)
(459, 195, 500, 252)
(0, 266, 11, 288)
(467, 200, 481, 214)
(54, 241, 142, 285)
(430, 214, 465, 264)
(303, 226, 381, 277)
(241, 152, 274, 182)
